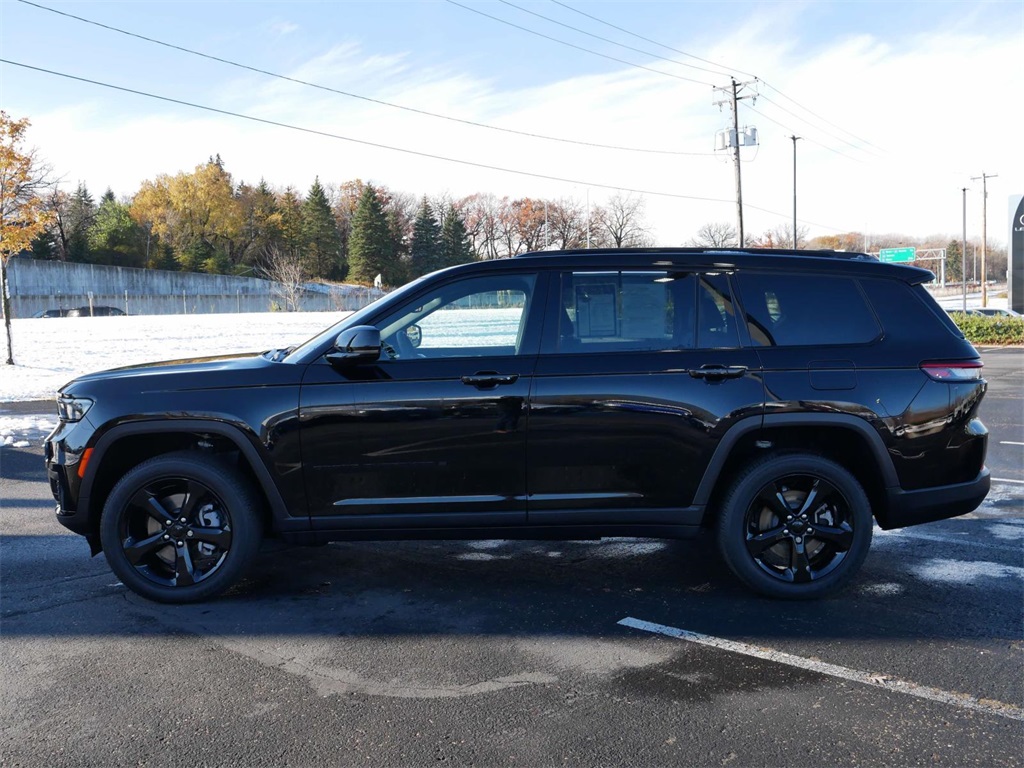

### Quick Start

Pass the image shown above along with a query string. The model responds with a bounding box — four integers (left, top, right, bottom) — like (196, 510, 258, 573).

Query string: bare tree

(256, 245, 306, 312)
(547, 197, 587, 249)
(749, 223, 809, 249)
(596, 192, 651, 248)
(688, 222, 738, 248)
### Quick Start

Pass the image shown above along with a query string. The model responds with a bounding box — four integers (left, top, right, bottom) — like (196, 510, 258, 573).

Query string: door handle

(461, 372, 520, 388)
(688, 364, 748, 381)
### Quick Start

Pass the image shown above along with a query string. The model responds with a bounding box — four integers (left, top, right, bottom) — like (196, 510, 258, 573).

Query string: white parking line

(993, 478, 1024, 485)
(618, 617, 1024, 722)
(999, 441, 1024, 446)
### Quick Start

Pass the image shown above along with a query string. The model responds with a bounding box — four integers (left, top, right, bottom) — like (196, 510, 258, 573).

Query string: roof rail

(513, 247, 878, 261)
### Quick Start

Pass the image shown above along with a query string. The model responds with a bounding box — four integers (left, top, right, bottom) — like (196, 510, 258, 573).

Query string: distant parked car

(33, 308, 70, 318)
(65, 306, 126, 317)
(968, 307, 1021, 318)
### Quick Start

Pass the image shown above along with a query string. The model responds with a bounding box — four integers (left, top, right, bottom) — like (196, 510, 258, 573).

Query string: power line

(0, 59, 849, 233)
(739, 100, 869, 164)
(549, 0, 758, 80)
(442, 0, 717, 87)
(0, 59, 728, 205)
(758, 81, 886, 153)
(496, 0, 733, 79)
(15, 0, 716, 158)
(548, 0, 883, 152)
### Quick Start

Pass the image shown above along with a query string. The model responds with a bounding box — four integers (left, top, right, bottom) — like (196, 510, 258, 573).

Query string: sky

(1, 0, 1021, 248)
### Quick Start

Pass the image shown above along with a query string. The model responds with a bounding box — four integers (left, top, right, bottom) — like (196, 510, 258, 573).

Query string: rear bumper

(880, 468, 991, 530)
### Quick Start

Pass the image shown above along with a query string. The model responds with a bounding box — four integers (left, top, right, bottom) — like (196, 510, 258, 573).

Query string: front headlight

(57, 395, 94, 423)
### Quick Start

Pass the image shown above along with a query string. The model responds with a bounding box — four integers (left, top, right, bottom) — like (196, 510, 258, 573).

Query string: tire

(716, 453, 872, 599)
(99, 452, 263, 603)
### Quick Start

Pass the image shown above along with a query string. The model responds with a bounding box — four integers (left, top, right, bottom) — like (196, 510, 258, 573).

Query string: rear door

(526, 269, 765, 525)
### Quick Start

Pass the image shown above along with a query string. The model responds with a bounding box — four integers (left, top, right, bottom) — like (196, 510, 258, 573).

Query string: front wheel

(716, 454, 872, 599)
(100, 452, 263, 603)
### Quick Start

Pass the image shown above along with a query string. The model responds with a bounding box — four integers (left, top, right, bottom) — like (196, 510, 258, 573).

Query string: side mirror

(326, 325, 381, 365)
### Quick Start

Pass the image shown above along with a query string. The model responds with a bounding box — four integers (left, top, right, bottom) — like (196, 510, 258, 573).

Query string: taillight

(920, 360, 983, 381)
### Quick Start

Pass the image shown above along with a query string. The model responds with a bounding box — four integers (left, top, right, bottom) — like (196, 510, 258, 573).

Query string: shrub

(947, 313, 1024, 345)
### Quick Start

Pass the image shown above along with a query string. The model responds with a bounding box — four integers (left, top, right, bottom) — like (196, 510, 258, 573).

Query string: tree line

(27, 154, 654, 287)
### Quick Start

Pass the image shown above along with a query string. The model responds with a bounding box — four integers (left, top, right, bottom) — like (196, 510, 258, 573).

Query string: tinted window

(697, 274, 741, 349)
(861, 279, 964, 340)
(556, 271, 695, 353)
(378, 274, 536, 358)
(736, 273, 879, 346)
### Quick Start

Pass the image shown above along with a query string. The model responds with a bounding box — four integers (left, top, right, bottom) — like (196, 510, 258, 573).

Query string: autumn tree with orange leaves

(1, 112, 53, 364)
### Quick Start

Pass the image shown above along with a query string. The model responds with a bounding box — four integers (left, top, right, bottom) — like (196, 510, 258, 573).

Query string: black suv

(45, 248, 990, 602)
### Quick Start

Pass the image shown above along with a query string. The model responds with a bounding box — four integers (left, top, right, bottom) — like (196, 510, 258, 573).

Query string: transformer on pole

(713, 79, 758, 247)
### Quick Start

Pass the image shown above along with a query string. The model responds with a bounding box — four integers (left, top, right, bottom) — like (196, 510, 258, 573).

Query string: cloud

(13, 7, 1021, 246)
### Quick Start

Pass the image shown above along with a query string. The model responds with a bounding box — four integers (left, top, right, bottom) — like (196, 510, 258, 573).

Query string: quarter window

(736, 273, 879, 346)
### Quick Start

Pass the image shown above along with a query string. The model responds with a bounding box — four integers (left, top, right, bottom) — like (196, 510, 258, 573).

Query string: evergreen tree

(439, 204, 476, 268)
(301, 177, 343, 280)
(277, 187, 304, 260)
(348, 185, 400, 285)
(409, 197, 442, 278)
(65, 182, 96, 262)
(88, 189, 146, 267)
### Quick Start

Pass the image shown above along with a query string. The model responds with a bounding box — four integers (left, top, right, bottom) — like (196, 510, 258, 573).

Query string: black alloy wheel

(100, 452, 262, 603)
(717, 454, 872, 599)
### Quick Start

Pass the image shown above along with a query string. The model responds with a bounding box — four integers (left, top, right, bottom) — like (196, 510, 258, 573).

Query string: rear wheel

(716, 453, 872, 599)
(100, 452, 263, 603)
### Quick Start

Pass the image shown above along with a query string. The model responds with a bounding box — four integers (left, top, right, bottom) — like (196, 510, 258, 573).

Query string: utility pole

(961, 187, 968, 312)
(790, 135, 801, 249)
(971, 172, 997, 307)
(713, 79, 758, 247)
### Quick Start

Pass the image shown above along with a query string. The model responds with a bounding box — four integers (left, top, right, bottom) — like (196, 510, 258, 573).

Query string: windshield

(283, 274, 434, 364)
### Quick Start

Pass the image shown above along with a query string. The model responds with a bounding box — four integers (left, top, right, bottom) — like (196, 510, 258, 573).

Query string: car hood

(59, 352, 289, 395)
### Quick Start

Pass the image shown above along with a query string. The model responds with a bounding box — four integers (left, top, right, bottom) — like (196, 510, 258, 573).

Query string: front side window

(736, 272, 880, 347)
(378, 274, 536, 359)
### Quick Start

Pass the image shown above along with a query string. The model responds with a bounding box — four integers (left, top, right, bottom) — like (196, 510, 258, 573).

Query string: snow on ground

(0, 311, 351, 403)
(0, 414, 58, 447)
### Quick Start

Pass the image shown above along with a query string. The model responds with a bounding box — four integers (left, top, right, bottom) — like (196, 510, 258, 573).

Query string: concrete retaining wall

(4, 259, 384, 316)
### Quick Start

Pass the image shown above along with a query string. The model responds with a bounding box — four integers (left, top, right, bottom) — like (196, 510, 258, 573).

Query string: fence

(4, 259, 385, 317)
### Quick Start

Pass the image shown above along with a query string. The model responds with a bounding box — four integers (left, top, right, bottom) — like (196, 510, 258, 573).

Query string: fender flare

(79, 419, 301, 531)
(692, 412, 898, 508)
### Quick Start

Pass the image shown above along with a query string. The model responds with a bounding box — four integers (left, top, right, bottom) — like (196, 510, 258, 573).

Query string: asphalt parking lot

(1, 349, 1021, 767)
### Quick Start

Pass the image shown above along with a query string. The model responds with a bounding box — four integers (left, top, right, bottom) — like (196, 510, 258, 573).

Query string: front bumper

(44, 421, 93, 537)
(880, 468, 991, 530)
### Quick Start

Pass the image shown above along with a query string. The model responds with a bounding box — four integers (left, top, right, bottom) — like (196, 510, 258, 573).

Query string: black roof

(480, 247, 935, 284)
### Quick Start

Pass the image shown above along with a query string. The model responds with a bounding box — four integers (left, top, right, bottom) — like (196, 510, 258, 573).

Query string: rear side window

(736, 272, 880, 347)
(557, 271, 694, 352)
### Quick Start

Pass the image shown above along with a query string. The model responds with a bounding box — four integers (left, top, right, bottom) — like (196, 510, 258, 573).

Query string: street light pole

(971, 172, 998, 307)
(790, 136, 800, 249)
(961, 187, 968, 312)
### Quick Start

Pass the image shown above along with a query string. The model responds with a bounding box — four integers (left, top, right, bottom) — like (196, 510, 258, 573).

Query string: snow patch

(909, 558, 1024, 585)
(859, 582, 905, 596)
(0, 414, 58, 447)
(987, 524, 1024, 541)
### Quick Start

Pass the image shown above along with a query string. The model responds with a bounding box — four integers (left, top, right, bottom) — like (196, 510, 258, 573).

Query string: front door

(300, 271, 545, 530)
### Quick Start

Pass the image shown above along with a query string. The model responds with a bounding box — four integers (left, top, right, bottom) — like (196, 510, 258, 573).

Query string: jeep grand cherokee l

(45, 248, 990, 602)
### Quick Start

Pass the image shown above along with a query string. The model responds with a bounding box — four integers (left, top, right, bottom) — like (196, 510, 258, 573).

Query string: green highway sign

(879, 247, 916, 263)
